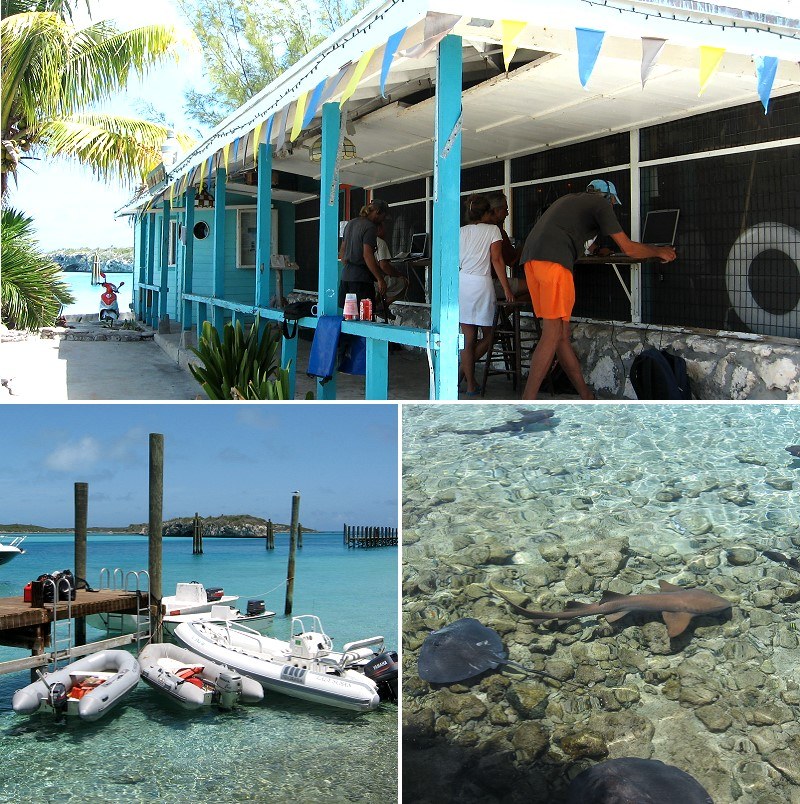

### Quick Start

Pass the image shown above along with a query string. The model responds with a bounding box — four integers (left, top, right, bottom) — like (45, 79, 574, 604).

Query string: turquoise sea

(0, 532, 398, 803)
(60, 271, 133, 316)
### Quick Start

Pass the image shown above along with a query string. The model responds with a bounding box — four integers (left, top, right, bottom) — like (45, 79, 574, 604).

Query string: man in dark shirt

(520, 179, 677, 399)
(338, 199, 389, 307)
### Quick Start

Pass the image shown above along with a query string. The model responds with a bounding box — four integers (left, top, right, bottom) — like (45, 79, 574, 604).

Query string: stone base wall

(570, 322, 800, 401)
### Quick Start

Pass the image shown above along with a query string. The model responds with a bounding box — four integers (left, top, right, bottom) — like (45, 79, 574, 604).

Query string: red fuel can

(23, 582, 32, 602)
(359, 298, 373, 321)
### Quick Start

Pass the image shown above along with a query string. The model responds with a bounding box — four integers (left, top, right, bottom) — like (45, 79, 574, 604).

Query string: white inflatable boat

(173, 615, 398, 713)
(139, 643, 263, 710)
(12, 650, 140, 721)
(162, 603, 275, 637)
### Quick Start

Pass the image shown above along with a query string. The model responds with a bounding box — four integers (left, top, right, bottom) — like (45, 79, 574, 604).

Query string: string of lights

(579, 0, 799, 40)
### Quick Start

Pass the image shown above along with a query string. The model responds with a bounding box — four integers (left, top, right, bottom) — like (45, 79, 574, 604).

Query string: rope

(240, 579, 287, 600)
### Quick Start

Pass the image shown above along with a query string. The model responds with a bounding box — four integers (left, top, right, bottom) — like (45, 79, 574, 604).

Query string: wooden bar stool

(481, 299, 538, 396)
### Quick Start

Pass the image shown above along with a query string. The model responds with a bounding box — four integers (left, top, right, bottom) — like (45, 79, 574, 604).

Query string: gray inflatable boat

(139, 643, 263, 710)
(12, 650, 140, 721)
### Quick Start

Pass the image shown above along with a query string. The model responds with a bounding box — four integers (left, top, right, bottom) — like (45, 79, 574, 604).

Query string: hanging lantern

(195, 184, 214, 208)
(309, 136, 357, 163)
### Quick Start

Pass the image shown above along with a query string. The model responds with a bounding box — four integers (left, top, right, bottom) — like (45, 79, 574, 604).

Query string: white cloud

(46, 436, 104, 471)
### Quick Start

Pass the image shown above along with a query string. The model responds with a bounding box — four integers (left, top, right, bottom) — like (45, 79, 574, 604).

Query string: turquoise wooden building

(121, 0, 800, 399)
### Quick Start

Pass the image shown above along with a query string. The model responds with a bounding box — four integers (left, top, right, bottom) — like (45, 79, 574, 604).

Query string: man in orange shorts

(520, 179, 677, 399)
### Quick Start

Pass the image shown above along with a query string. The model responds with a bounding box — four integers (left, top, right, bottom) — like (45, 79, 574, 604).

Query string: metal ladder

(46, 577, 73, 670)
(126, 570, 151, 655)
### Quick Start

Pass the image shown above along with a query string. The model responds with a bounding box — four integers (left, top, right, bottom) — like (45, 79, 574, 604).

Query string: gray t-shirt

(520, 192, 622, 271)
(341, 216, 378, 283)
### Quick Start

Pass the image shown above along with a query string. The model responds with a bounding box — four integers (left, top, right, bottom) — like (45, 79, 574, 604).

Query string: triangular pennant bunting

(290, 91, 309, 142)
(576, 27, 605, 88)
(303, 78, 328, 128)
(699, 46, 725, 95)
(275, 105, 290, 149)
(501, 20, 527, 72)
(755, 55, 778, 113)
(320, 63, 350, 106)
(340, 48, 375, 106)
(401, 13, 461, 59)
(380, 28, 407, 97)
(252, 121, 263, 164)
(222, 142, 230, 171)
(641, 37, 666, 87)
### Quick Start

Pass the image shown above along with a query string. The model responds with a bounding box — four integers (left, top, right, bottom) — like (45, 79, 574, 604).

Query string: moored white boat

(87, 581, 240, 634)
(12, 650, 140, 721)
(162, 603, 275, 637)
(173, 615, 398, 713)
(139, 642, 263, 710)
(0, 535, 26, 565)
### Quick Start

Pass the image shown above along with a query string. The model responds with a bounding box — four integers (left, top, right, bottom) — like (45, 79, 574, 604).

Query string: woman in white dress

(459, 195, 515, 396)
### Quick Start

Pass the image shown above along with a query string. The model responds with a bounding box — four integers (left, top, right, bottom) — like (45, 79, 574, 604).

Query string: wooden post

(149, 433, 164, 643)
(298, 523, 303, 549)
(74, 482, 88, 647)
(284, 492, 300, 616)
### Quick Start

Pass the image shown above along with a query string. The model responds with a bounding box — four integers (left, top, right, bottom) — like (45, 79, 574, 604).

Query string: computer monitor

(409, 233, 428, 258)
(642, 209, 680, 246)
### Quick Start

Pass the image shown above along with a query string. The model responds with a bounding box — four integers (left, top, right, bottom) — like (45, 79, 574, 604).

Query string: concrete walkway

(1, 321, 203, 401)
(2, 318, 571, 402)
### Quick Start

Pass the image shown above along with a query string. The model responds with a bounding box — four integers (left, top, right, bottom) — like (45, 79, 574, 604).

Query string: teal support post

(146, 213, 157, 327)
(317, 102, 341, 400)
(255, 142, 273, 311)
(281, 335, 298, 399)
(137, 217, 147, 320)
(183, 186, 196, 332)
(366, 340, 389, 399)
(160, 200, 170, 327)
(212, 167, 227, 332)
(431, 34, 463, 400)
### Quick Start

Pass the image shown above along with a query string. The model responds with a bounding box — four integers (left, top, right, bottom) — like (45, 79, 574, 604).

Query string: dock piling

(343, 523, 398, 548)
(149, 433, 164, 643)
(192, 512, 203, 554)
(74, 482, 88, 646)
(284, 493, 300, 615)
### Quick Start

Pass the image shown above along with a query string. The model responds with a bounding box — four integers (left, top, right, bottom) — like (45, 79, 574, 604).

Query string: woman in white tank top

(459, 195, 515, 396)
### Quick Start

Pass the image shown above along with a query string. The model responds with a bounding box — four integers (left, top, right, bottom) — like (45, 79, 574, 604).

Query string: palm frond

(39, 114, 196, 184)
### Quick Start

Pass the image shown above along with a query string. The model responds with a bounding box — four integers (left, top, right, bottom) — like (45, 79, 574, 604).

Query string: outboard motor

(246, 599, 266, 616)
(48, 682, 69, 715)
(364, 651, 399, 703)
(215, 670, 243, 710)
(205, 587, 224, 602)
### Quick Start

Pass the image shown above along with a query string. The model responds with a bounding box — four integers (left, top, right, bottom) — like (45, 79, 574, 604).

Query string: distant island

(47, 247, 134, 274)
(0, 515, 319, 537)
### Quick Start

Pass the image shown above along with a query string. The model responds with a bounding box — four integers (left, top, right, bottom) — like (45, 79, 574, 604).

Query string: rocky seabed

(402, 404, 800, 804)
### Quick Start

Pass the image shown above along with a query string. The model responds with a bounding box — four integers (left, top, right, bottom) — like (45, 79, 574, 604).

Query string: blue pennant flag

(576, 27, 605, 89)
(755, 55, 778, 113)
(303, 78, 328, 129)
(381, 27, 408, 98)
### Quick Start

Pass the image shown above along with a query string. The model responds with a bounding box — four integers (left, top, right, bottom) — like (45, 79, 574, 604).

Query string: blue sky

(0, 404, 399, 530)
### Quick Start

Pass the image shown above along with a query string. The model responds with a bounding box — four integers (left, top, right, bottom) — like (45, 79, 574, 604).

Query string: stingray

(417, 617, 575, 686)
(786, 445, 800, 458)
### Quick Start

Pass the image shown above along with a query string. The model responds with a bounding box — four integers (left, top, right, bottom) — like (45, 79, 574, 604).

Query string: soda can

(360, 298, 373, 321)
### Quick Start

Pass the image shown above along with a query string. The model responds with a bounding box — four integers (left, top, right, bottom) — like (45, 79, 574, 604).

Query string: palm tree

(1, 207, 74, 329)
(1, 0, 195, 195)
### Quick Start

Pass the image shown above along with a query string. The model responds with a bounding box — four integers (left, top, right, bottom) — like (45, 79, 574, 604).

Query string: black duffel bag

(37, 569, 77, 602)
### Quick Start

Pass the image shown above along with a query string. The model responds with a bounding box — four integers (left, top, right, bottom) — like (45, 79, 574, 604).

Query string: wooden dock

(343, 524, 398, 548)
(0, 589, 142, 650)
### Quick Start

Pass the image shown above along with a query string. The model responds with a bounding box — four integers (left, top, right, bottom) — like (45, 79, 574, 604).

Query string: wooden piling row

(343, 524, 398, 548)
(192, 512, 203, 554)
(265, 519, 274, 550)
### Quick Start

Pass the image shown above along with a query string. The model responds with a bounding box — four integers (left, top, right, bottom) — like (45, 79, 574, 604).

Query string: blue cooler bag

(307, 315, 342, 384)
(338, 334, 367, 375)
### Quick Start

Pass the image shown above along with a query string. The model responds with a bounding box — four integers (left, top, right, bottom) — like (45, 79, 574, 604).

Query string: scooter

(98, 272, 124, 327)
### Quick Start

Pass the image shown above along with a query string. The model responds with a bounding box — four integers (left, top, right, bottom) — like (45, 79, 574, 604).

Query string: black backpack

(630, 348, 692, 400)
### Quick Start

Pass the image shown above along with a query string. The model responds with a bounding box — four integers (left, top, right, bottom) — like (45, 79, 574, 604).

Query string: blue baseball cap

(587, 179, 621, 205)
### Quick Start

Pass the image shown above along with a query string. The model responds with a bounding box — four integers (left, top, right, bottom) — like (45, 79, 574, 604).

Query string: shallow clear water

(403, 403, 800, 804)
(60, 271, 133, 316)
(0, 533, 398, 802)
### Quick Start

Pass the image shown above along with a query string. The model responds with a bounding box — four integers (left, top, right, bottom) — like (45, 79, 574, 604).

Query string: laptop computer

(641, 209, 680, 246)
(393, 232, 428, 260)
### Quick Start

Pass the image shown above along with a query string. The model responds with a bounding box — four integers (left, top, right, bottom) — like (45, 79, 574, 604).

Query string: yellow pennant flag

(290, 91, 309, 142)
(252, 121, 263, 164)
(699, 46, 725, 95)
(169, 182, 175, 205)
(501, 20, 527, 72)
(339, 48, 376, 106)
(222, 143, 230, 171)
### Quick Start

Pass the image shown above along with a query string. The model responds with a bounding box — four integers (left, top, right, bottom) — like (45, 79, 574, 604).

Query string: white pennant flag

(641, 37, 666, 87)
